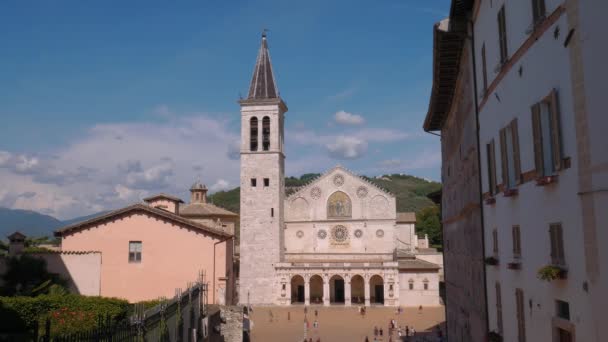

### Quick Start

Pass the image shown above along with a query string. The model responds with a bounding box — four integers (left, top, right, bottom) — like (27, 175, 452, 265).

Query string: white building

(473, 0, 607, 341)
(238, 33, 443, 307)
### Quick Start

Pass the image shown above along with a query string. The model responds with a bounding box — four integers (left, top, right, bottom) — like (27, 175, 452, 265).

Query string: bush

(0, 294, 130, 336)
(0, 255, 67, 296)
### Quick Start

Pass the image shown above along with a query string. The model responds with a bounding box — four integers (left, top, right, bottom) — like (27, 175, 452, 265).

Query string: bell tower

(238, 32, 287, 305)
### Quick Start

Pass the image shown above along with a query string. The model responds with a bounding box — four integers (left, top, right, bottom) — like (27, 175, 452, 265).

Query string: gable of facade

(285, 166, 396, 222)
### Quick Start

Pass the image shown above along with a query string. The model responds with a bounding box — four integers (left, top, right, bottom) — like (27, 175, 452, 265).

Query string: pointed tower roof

(247, 32, 279, 100)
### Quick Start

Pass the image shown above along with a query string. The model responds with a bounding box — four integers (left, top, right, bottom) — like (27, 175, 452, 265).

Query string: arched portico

(291, 275, 305, 304)
(309, 275, 324, 305)
(370, 274, 384, 305)
(351, 275, 365, 304)
(329, 275, 345, 304)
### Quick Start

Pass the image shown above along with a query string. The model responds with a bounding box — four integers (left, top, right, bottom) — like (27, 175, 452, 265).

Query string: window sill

(503, 188, 518, 197)
(507, 261, 521, 270)
(536, 175, 558, 186)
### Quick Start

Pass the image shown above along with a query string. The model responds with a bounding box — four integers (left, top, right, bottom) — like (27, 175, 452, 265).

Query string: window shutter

(512, 226, 517, 254)
(511, 119, 522, 184)
(500, 128, 508, 187)
(491, 140, 497, 193)
(532, 0, 539, 22)
(531, 104, 544, 177)
(556, 224, 565, 264)
(550, 89, 563, 171)
(549, 226, 557, 261)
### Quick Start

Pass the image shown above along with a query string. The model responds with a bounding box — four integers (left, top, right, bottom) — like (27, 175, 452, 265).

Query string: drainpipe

(468, 15, 491, 337)
(213, 235, 234, 305)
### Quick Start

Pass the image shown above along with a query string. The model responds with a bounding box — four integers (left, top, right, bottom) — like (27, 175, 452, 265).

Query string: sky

(0, 0, 449, 219)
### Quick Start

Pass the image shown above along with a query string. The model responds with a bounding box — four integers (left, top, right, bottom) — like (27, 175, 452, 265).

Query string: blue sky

(0, 0, 449, 219)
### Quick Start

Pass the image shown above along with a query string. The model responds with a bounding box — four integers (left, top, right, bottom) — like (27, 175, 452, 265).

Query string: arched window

(262, 116, 270, 151)
(250, 117, 258, 151)
(327, 191, 352, 219)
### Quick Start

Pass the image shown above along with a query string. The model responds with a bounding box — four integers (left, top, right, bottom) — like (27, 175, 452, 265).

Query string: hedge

(0, 294, 130, 336)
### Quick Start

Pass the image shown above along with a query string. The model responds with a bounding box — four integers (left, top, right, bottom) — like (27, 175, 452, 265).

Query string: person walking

(374, 326, 378, 338)
(315, 309, 318, 318)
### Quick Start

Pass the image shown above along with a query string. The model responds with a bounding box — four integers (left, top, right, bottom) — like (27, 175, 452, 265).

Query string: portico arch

(370, 274, 384, 305)
(351, 275, 365, 304)
(309, 275, 324, 305)
(329, 275, 345, 304)
(291, 275, 305, 304)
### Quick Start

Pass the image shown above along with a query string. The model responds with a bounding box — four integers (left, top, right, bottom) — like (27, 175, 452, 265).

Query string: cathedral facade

(238, 34, 442, 307)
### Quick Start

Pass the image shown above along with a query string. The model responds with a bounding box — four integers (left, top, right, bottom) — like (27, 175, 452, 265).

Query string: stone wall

(207, 305, 243, 342)
(439, 41, 487, 342)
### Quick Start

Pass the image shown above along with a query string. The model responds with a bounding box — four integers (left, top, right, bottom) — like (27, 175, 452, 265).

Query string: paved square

(249, 306, 445, 341)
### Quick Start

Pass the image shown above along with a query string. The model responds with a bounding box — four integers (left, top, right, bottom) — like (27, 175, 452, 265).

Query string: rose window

(331, 225, 349, 242)
(317, 230, 327, 239)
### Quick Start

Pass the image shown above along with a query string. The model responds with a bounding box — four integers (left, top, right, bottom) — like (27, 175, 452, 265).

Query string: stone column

(305, 280, 310, 306)
(345, 275, 352, 307)
(323, 276, 330, 306)
(364, 275, 371, 307)
(285, 279, 291, 306)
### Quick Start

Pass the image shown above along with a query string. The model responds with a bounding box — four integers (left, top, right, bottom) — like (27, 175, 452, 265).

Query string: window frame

(532, 89, 563, 177)
(492, 229, 499, 255)
(497, 5, 509, 64)
(250, 178, 257, 187)
(550, 223, 565, 266)
(512, 225, 521, 259)
(129, 241, 142, 263)
(516, 288, 526, 342)
(249, 117, 258, 151)
(263, 178, 270, 187)
(487, 139, 497, 195)
(531, 0, 547, 25)
(262, 116, 270, 151)
(481, 43, 488, 93)
(496, 282, 503, 334)
(500, 119, 521, 190)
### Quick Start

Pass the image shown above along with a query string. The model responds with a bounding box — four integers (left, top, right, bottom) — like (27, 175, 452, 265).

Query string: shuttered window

(486, 140, 498, 195)
(550, 223, 565, 265)
(512, 225, 521, 258)
(498, 6, 508, 64)
(481, 43, 488, 93)
(500, 120, 521, 189)
(496, 282, 503, 334)
(532, 89, 563, 177)
(516, 288, 526, 342)
(492, 229, 499, 254)
(532, 0, 546, 25)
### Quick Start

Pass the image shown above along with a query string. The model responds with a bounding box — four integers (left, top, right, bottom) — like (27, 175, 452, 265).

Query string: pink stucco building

(54, 182, 236, 304)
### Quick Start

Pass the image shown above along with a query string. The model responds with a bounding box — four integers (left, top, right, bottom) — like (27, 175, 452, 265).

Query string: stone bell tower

(238, 32, 287, 305)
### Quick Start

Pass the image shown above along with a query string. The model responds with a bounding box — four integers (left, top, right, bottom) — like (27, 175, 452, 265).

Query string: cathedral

(238, 33, 443, 307)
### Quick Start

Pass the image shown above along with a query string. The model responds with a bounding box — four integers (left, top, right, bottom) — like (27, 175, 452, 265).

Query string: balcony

(484, 256, 499, 266)
(507, 261, 521, 270)
(503, 188, 518, 197)
(536, 175, 558, 186)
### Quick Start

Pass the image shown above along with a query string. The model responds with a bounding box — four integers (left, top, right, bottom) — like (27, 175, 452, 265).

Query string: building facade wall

(474, 0, 600, 340)
(398, 271, 441, 306)
(440, 38, 487, 342)
(38, 252, 102, 296)
(61, 213, 228, 303)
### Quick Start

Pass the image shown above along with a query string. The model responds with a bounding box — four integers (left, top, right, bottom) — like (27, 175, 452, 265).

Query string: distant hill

(209, 173, 441, 215)
(0, 208, 109, 239)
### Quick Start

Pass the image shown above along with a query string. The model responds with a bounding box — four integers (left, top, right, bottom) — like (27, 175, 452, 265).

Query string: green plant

(537, 265, 567, 281)
(0, 255, 67, 296)
(0, 294, 130, 336)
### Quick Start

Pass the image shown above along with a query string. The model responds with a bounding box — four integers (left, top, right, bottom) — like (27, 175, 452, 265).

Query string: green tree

(416, 205, 442, 246)
(0, 255, 67, 296)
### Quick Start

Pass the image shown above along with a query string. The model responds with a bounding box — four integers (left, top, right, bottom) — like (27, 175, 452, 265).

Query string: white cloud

(326, 136, 368, 160)
(210, 179, 231, 192)
(0, 109, 240, 219)
(334, 110, 365, 126)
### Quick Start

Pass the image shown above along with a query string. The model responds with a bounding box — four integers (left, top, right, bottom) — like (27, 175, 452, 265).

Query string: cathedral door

(297, 285, 305, 303)
(335, 279, 345, 303)
(374, 285, 384, 304)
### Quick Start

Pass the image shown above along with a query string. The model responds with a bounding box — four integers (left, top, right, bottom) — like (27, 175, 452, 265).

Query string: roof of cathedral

(179, 202, 238, 217)
(142, 193, 184, 203)
(245, 32, 279, 101)
(285, 165, 394, 201)
(396, 212, 417, 223)
(54, 203, 232, 238)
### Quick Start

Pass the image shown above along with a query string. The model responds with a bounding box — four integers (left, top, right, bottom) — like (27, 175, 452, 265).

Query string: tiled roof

(246, 32, 279, 100)
(142, 193, 184, 203)
(27, 250, 101, 255)
(179, 203, 238, 217)
(398, 258, 441, 270)
(396, 212, 417, 223)
(54, 204, 231, 238)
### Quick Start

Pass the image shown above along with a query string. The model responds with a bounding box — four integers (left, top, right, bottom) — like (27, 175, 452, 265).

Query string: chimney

(8, 231, 26, 256)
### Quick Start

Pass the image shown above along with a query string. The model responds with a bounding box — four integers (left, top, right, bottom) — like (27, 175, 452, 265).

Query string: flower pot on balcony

(537, 265, 568, 281)
(485, 197, 496, 205)
(507, 261, 521, 270)
(484, 256, 499, 266)
(503, 188, 518, 197)
(536, 175, 558, 186)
